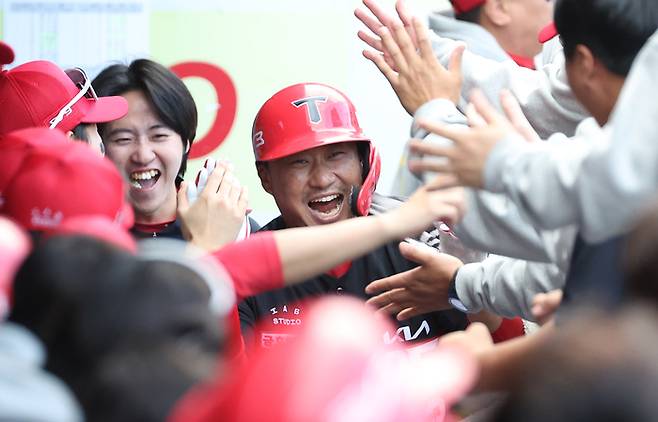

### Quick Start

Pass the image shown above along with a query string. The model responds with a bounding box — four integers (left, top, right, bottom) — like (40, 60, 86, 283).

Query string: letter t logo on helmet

(291, 96, 328, 124)
(251, 83, 381, 216)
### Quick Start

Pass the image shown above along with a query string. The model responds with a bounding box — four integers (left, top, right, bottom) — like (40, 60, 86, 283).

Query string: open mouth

(308, 193, 344, 217)
(130, 169, 161, 190)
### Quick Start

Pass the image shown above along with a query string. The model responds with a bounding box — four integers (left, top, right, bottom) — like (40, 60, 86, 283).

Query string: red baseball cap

(539, 22, 558, 43)
(0, 41, 14, 69)
(48, 215, 138, 253)
(450, 0, 486, 14)
(2, 128, 134, 232)
(0, 56, 128, 135)
(0, 127, 68, 205)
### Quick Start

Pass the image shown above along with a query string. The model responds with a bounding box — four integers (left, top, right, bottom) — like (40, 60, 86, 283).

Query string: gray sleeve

(455, 255, 565, 321)
(481, 32, 658, 243)
(430, 35, 589, 139)
(453, 225, 575, 320)
(404, 100, 576, 262)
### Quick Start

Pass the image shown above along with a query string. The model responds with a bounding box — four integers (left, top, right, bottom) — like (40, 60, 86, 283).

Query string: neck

(595, 75, 626, 126)
(484, 24, 542, 59)
(135, 192, 177, 225)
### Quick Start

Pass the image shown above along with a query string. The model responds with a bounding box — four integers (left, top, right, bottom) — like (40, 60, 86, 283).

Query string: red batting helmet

(251, 83, 381, 216)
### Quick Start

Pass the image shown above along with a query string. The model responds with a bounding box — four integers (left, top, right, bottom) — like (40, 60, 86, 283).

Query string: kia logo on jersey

(291, 96, 328, 124)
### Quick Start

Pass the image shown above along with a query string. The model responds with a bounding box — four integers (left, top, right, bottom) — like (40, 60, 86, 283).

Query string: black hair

(83, 343, 215, 422)
(555, 0, 658, 76)
(9, 235, 223, 420)
(92, 59, 198, 185)
(72, 122, 90, 142)
(454, 5, 483, 24)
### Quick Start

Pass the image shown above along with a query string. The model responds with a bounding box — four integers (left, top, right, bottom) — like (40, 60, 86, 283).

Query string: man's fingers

(397, 306, 421, 321)
(448, 43, 466, 75)
(365, 273, 409, 295)
(363, 49, 399, 86)
(408, 159, 453, 176)
(202, 163, 226, 196)
(358, 30, 384, 52)
(177, 181, 190, 212)
(414, 16, 434, 60)
(237, 186, 249, 213)
(424, 173, 461, 191)
(390, 23, 418, 66)
(378, 26, 409, 74)
(417, 119, 468, 144)
(363, 0, 395, 29)
(465, 102, 487, 128)
(354, 7, 386, 38)
(500, 89, 540, 143)
(469, 89, 506, 126)
(409, 137, 457, 159)
(399, 240, 438, 265)
(395, 0, 414, 29)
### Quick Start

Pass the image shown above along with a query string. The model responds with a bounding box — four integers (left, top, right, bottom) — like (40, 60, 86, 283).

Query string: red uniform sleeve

(491, 317, 526, 343)
(211, 231, 284, 301)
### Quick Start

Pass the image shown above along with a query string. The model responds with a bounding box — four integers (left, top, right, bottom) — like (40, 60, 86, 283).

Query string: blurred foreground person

(172, 297, 479, 422)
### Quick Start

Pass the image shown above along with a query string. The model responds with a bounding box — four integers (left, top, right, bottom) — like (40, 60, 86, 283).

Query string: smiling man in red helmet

(239, 83, 522, 354)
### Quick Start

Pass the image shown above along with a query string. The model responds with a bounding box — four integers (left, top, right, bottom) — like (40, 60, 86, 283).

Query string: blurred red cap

(450, 0, 486, 14)
(0, 58, 128, 134)
(0, 127, 68, 203)
(2, 128, 133, 231)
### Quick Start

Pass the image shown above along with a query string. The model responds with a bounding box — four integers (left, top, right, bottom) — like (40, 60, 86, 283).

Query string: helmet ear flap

(350, 142, 381, 216)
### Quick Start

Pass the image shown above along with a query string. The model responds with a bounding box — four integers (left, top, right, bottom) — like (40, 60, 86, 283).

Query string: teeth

(130, 169, 160, 181)
(311, 194, 339, 204)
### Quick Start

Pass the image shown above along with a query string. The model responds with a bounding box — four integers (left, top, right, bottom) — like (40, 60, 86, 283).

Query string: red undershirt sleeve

(210, 231, 284, 301)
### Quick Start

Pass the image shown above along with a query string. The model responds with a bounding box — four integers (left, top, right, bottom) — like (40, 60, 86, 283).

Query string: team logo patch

(291, 96, 328, 124)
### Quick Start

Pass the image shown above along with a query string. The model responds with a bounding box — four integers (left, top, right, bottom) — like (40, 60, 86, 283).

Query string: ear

(482, 0, 511, 27)
(573, 44, 597, 80)
(65, 131, 75, 140)
(256, 162, 274, 195)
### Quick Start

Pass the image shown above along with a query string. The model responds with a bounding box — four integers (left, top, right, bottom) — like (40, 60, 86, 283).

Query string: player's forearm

(275, 211, 405, 284)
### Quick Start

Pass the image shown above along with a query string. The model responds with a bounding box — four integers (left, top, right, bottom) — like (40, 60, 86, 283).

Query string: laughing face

(103, 90, 185, 224)
(258, 142, 364, 228)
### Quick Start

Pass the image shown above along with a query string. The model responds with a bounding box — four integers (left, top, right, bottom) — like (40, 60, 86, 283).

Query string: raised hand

(366, 241, 464, 320)
(355, 0, 418, 71)
(408, 90, 522, 189)
(363, 16, 465, 115)
(177, 161, 248, 251)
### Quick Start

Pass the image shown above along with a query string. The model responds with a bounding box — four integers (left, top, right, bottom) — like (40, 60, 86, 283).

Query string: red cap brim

(538, 22, 558, 43)
(80, 95, 129, 124)
(0, 41, 15, 67)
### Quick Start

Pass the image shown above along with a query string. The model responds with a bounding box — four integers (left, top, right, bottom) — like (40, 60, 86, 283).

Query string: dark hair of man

(555, 0, 658, 76)
(92, 59, 198, 185)
(72, 123, 89, 142)
(454, 5, 483, 24)
(83, 343, 215, 422)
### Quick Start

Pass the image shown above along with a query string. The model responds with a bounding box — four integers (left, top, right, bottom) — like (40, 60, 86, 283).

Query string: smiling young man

(238, 82, 501, 353)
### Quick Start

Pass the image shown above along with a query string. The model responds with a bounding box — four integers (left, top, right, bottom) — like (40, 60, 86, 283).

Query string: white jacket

(483, 30, 658, 244)
(427, 11, 589, 138)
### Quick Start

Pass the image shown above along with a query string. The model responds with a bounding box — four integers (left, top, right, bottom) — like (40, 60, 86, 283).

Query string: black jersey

(239, 216, 468, 353)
